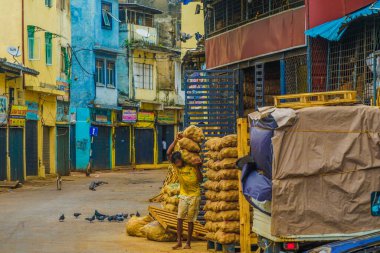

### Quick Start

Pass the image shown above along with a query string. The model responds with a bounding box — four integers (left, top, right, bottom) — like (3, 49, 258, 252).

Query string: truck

(237, 100, 380, 253)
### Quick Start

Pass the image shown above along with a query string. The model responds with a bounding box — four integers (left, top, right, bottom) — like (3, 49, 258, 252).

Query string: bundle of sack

(203, 135, 240, 244)
(126, 216, 177, 242)
(162, 183, 180, 212)
(178, 125, 204, 166)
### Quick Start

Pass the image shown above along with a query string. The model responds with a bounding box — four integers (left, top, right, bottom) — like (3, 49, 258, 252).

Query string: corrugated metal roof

(305, 1, 380, 41)
(0, 58, 39, 76)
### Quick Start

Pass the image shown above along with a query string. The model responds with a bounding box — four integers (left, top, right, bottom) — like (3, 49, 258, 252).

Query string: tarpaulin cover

(250, 115, 277, 179)
(305, 1, 380, 41)
(271, 106, 380, 236)
(241, 163, 272, 216)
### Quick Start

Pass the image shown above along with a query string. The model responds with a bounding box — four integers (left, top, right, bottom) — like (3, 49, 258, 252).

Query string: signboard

(95, 114, 108, 123)
(122, 109, 137, 123)
(9, 105, 27, 127)
(138, 111, 155, 122)
(0, 96, 7, 125)
(157, 110, 176, 124)
(57, 78, 70, 101)
(25, 101, 39, 120)
(90, 126, 98, 137)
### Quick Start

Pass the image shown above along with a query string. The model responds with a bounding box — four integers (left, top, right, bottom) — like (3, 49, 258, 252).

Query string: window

(101, 2, 112, 29)
(61, 47, 69, 74)
(45, 32, 52, 65)
(45, 0, 52, 8)
(61, 0, 65, 10)
(134, 63, 153, 90)
(95, 59, 105, 86)
(28, 26, 35, 60)
(106, 61, 115, 88)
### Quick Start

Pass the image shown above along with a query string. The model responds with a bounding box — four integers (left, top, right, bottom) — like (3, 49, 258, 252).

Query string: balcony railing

(120, 23, 158, 45)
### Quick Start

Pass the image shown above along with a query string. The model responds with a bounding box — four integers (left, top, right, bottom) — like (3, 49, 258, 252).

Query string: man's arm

(193, 158, 203, 183)
(166, 133, 183, 160)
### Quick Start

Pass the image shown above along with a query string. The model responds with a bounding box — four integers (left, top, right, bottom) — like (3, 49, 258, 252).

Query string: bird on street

(107, 215, 115, 222)
(95, 210, 106, 217)
(123, 213, 128, 219)
(115, 216, 124, 222)
(85, 215, 96, 223)
(59, 214, 65, 222)
(97, 215, 107, 222)
(73, 213, 82, 218)
(136, 211, 140, 217)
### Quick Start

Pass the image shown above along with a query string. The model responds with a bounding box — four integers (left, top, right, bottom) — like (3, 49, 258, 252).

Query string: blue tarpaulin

(183, 0, 193, 4)
(305, 1, 380, 41)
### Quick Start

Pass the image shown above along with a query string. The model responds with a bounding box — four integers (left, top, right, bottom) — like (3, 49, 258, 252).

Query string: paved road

(0, 170, 208, 253)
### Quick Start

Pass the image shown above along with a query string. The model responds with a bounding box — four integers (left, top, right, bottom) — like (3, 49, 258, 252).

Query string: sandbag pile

(179, 125, 204, 166)
(203, 135, 240, 244)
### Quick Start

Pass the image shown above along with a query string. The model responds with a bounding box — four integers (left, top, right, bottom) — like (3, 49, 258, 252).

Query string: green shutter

(45, 32, 52, 65)
(27, 26, 35, 60)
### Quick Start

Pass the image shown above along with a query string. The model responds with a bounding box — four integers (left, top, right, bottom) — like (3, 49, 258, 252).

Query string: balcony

(120, 23, 158, 46)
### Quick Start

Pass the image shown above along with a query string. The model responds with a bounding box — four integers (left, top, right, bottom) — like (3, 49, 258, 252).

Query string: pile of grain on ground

(203, 135, 240, 244)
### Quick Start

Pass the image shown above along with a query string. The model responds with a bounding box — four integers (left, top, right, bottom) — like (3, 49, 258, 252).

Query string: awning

(305, 1, 380, 41)
(0, 58, 39, 76)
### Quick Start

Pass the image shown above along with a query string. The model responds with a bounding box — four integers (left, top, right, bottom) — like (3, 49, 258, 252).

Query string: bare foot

(183, 244, 191, 249)
(172, 243, 182, 250)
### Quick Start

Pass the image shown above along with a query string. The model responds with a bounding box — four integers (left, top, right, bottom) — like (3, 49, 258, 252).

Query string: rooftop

(119, 3, 163, 15)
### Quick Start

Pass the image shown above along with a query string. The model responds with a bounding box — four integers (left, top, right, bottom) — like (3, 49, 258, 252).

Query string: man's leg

(183, 222, 194, 249)
(172, 219, 183, 249)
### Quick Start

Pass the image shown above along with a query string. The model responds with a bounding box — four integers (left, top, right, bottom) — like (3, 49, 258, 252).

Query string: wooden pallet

(207, 241, 259, 253)
(148, 206, 207, 240)
(273, 91, 357, 109)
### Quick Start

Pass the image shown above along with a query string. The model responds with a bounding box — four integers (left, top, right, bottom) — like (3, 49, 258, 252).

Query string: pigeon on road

(95, 210, 106, 217)
(73, 213, 82, 218)
(59, 214, 65, 222)
(136, 211, 140, 217)
(85, 215, 96, 223)
(97, 215, 107, 222)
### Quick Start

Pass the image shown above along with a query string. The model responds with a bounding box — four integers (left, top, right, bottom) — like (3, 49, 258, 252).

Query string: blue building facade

(70, 0, 123, 170)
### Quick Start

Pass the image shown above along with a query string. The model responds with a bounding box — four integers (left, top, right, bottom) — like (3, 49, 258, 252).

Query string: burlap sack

(178, 137, 201, 153)
(204, 201, 239, 212)
(219, 147, 238, 159)
(142, 221, 177, 242)
(219, 158, 238, 170)
(204, 211, 240, 222)
(183, 125, 205, 143)
(219, 180, 239, 191)
(164, 203, 178, 212)
(215, 231, 240, 244)
(205, 221, 240, 233)
(205, 151, 219, 161)
(163, 183, 180, 196)
(218, 221, 240, 233)
(205, 137, 223, 151)
(205, 169, 239, 181)
(204, 180, 239, 191)
(181, 149, 201, 166)
(126, 216, 153, 237)
(221, 134, 237, 148)
(165, 195, 179, 205)
(203, 180, 219, 191)
(205, 169, 219, 181)
(205, 159, 215, 169)
(206, 232, 216, 241)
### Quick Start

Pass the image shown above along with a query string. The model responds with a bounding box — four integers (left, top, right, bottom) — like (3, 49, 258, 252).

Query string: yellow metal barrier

(237, 118, 258, 253)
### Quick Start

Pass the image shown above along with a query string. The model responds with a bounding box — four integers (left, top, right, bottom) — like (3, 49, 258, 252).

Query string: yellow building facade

(0, 0, 71, 180)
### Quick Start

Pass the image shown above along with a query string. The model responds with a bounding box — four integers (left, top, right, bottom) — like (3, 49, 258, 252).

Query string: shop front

(114, 108, 136, 167)
(91, 108, 112, 170)
(157, 109, 177, 163)
(25, 101, 39, 176)
(134, 111, 156, 166)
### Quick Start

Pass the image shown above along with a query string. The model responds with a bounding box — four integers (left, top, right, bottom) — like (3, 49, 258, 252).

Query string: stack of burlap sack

(178, 125, 204, 166)
(162, 183, 180, 212)
(203, 134, 240, 244)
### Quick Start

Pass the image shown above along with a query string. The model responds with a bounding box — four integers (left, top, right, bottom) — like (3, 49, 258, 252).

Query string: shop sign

(95, 114, 108, 123)
(9, 105, 27, 127)
(157, 110, 175, 124)
(138, 111, 155, 122)
(122, 109, 137, 123)
(26, 101, 39, 120)
(0, 96, 7, 124)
